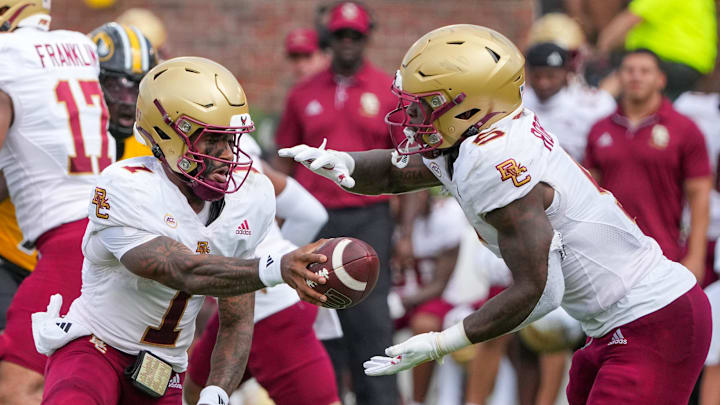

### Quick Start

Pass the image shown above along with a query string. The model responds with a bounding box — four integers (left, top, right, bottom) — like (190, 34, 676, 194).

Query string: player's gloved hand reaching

(278, 139, 356, 188)
(197, 385, 229, 405)
(363, 323, 471, 376)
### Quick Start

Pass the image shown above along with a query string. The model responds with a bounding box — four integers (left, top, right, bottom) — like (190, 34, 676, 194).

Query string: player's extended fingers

(336, 172, 355, 188)
(292, 148, 321, 164)
(294, 280, 327, 305)
(309, 154, 336, 171)
(385, 344, 406, 357)
(293, 263, 327, 284)
(277, 145, 309, 158)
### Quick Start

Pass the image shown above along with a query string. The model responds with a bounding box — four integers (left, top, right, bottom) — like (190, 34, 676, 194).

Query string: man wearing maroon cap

(585, 49, 712, 282)
(274, 2, 399, 404)
(285, 27, 329, 81)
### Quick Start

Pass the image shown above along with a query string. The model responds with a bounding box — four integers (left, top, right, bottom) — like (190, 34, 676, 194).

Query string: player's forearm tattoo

(462, 185, 553, 343)
(208, 294, 255, 393)
(120, 236, 266, 296)
(347, 149, 440, 195)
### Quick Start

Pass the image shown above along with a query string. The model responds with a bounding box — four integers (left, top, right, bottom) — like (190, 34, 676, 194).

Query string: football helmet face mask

(135, 57, 254, 201)
(91, 22, 157, 141)
(0, 0, 50, 32)
(385, 24, 525, 156)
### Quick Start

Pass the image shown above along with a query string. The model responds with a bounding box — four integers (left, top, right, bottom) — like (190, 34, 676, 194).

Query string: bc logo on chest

(196, 241, 210, 255)
(495, 158, 531, 187)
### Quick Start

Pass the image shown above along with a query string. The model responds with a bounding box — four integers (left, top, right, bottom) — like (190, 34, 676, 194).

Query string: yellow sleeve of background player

(120, 135, 153, 160)
(0, 199, 37, 272)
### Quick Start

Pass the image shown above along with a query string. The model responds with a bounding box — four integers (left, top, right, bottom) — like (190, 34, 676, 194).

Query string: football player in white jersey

(280, 24, 711, 404)
(34, 57, 330, 405)
(0, 1, 115, 402)
(523, 42, 616, 163)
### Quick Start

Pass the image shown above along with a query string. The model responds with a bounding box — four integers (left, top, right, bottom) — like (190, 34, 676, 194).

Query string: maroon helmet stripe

(7, 4, 31, 25)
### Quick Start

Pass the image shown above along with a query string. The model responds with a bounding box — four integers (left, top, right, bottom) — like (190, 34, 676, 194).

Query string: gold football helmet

(527, 13, 585, 52)
(116, 8, 167, 50)
(135, 56, 255, 200)
(0, 0, 50, 32)
(386, 24, 525, 155)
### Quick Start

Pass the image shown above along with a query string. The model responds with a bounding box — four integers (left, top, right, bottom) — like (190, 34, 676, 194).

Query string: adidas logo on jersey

(235, 220, 252, 235)
(167, 374, 182, 389)
(607, 329, 627, 346)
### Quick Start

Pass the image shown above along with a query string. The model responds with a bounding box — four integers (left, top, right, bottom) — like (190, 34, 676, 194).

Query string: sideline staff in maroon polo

(585, 49, 711, 282)
(274, 2, 399, 405)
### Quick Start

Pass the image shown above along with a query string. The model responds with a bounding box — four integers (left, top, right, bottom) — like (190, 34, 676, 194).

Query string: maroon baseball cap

(285, 28, 319, 55)
(328, 2, 370, 35)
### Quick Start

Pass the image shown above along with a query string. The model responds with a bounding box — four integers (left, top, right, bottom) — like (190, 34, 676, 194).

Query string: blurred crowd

(0, 0, 719, 405)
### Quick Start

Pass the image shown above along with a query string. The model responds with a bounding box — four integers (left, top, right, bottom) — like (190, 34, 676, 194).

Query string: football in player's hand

(307, 238, 379, 309)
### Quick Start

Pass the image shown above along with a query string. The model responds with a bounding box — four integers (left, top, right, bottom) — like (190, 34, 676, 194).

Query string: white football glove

(363, 323, 471, 376)
(278, 139, 356, 188)
(197, 385, 229, 405)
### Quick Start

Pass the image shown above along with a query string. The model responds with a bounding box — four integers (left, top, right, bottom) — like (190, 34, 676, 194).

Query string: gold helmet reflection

(528, 13, 585, 52)
(387, 24, 525, 154)
(116, 7, 167, 50)
(134, 56, 255, 196)
(0, 0, 50, 32)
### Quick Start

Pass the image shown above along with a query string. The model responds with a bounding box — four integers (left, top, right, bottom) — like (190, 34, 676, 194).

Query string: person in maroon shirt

(273, 3, 400, 404)
(285, 27, 330, 81)
(585, 49, 712, 282)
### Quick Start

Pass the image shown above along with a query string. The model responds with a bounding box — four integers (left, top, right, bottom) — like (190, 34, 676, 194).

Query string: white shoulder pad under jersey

(0, 27, 112, 243)
(412, 197, 467, 259)
(71, 157, 275, 371)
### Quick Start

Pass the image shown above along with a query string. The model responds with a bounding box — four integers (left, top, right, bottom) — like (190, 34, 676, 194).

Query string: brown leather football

(307, 237, 379, 309)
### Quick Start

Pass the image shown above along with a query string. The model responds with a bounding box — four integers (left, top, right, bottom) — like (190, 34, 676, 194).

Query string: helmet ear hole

(153, 126, 171, 140)
(455, 108, 480, 120)
(153, 69, 168, 80)
(486, 47, 500, 63)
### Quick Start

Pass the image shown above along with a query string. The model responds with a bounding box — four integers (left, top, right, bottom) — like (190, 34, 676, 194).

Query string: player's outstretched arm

(364, 184, 564, 376)
(278, 142, 439, 195)
(462, 183, 562, 341)
(347, 149, 440, 195)
(200, 294, 255, 404)
(120, 236, 328, 302)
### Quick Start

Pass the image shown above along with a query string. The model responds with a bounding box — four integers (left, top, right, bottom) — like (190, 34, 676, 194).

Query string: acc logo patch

(429, 161, 442, 178)
(164, 214, 177, 228)
(650, 125, 670, 149)
(495, 158, 531, 187)
(360, 92, 380, 117)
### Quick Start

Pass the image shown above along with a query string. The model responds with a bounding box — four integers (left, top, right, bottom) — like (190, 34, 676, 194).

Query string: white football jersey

(396, 197, 466, 297)
(0, 27, 114, 243)
(423, 107, 696, 337)
(67, 157, 275, 371)
(674, 92, 720, 240)
(523, 85, 615, 162)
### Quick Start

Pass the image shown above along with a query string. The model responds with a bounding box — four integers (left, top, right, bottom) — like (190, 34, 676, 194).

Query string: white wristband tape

(198, 385, 229, 405)
(436, 322, 472, 358)
(258, 253, 283, 287)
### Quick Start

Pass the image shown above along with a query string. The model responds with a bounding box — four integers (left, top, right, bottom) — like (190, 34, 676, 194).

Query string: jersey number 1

(141, 291, 191, 347)
(55, 80, 112, 174)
